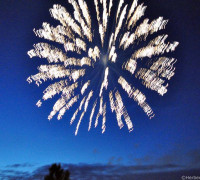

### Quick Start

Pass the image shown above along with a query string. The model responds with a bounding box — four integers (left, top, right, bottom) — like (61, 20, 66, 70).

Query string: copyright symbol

(182, 176, 185, 180)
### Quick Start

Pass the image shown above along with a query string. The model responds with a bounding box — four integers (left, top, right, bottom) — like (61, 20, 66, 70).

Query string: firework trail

(27, 0, 179, 135)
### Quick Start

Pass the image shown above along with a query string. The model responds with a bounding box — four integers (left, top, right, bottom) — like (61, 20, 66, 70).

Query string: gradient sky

(0, 0, 200, 177)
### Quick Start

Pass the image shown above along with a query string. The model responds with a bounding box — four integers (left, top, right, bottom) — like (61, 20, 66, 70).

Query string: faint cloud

(116, 157, 123, 164)
(134, 143, 140, 148)
(0, 169, 29, 180)
(187, 149, 200, 166)
(134, 155, 152, 165)
(107, 156, 115, 165)
(107, 156, 123, 165)
(1, 163, 200, 180)
(155, 145, 186, 166)
(5, 163, 34, 168)
(92, 148, 99, 154)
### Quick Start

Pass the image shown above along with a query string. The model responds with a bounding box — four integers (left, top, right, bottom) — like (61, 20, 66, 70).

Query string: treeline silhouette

(44, 164, 70, 180)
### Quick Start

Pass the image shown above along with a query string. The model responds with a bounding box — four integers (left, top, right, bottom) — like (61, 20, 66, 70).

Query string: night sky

(0, 0, 200, 179)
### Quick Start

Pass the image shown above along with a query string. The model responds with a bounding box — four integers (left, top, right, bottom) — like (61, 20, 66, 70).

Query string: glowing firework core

(27, 0, 178, 135)
(101, 54, 108, 66)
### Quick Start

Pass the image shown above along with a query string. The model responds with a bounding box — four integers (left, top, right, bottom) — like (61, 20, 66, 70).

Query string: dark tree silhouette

(44, 163, 70, 180)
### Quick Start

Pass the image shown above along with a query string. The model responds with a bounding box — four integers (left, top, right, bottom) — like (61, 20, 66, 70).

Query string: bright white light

(28, 0, 178, 135)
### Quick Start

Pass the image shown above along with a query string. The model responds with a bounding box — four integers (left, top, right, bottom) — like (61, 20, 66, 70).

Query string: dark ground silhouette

(44, 164, 70, 180)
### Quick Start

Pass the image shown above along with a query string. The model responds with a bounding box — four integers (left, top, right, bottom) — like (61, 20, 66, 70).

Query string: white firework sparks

(27, 0, 179, 135)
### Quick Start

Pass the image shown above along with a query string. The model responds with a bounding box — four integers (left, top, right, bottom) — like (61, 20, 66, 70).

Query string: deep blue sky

(0, 0, 200, 178)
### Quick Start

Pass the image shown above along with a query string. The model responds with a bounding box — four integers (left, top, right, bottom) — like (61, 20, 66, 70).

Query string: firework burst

(27, 0, 179, 135)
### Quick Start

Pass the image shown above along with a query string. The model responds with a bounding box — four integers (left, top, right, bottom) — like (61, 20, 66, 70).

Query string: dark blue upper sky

(0, 0, 200, 176)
